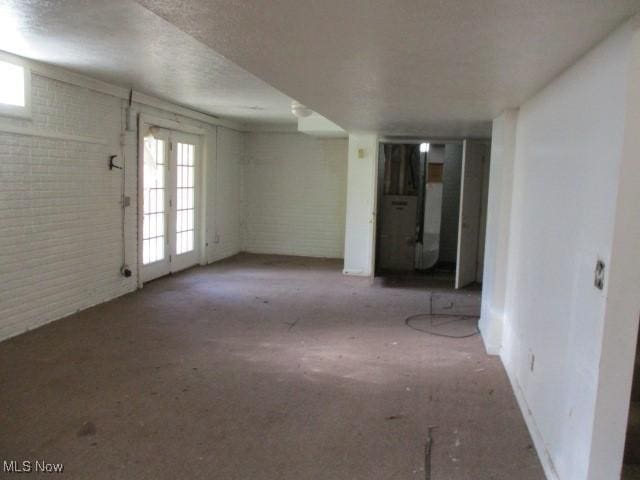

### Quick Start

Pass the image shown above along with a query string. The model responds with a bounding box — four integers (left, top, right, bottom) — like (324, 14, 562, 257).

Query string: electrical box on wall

(594, 260, 605, 290)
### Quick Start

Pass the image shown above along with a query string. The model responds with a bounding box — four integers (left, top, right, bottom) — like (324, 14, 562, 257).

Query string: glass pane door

(141, 128, 199, 283)
(169, 132, 199, 273)
(142, 129, 171, 282)
(175, 142, 195, 255)
(142, 135, 166, 264)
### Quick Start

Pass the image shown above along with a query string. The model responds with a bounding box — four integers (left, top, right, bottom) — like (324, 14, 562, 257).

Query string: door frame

(137, 114, 206, 287)
(375, 137, 464, 276)
(455, 139, 491, 289)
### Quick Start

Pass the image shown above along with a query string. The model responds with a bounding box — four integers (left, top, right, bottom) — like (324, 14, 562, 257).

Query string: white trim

(342, 269, 369, 276)
(137, 113, 208, 136)
(479, 320, 501, 355)
(503, 362, 560, 480)
(136, 114, 145, 289)
(132, 92, 240, 130)
(501, 330, 560, 480)
(0, 122, 107, 144)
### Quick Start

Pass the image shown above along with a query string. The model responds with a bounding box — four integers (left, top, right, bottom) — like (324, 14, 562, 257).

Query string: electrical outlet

(214, 234, 220, 244)
(594, 260, 605, 290)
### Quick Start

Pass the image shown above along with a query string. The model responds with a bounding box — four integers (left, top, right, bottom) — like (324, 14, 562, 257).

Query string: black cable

(405, 313, 480, 338)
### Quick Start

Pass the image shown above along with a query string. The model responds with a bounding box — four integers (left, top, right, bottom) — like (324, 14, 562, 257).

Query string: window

(0, 55, 30, 118)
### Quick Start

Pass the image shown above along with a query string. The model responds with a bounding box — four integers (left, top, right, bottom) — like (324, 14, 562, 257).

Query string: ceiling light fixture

(291, 101, 312, 118)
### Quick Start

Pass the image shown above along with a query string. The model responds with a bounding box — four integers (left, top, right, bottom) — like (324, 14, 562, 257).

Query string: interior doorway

(374, 139, 490, 289)
(140, 125, 201, 283)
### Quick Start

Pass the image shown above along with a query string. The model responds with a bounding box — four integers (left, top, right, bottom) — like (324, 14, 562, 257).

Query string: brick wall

(0, 72, 245, 342)
(0, 68, 346, 342)
(0, 74, 135, 340)
(241, 133, 348, 258)
(207, 127, 242, 263)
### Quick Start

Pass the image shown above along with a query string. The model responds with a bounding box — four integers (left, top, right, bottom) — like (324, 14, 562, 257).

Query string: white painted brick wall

(241, 133, 348, 258)
(207, 127, 242, 263)
(0, 67, 347, 342)
(0, 73, 245, 342)
(0, 74, 137, 341)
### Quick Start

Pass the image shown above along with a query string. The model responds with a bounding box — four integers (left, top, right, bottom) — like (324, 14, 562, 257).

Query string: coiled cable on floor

(404, 313, 480, 338)
(404, 293, 480, 338)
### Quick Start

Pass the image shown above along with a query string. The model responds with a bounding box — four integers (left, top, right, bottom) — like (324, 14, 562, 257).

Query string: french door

(141, 128, 200, 283)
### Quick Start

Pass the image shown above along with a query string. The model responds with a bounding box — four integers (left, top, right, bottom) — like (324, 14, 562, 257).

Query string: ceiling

(135, 0, 640, 137)
(0, 0, 297, 124)
(1, 1, 639, 136)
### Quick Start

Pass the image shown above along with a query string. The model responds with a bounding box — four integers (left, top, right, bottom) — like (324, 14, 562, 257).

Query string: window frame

(0, 52, 31, 119)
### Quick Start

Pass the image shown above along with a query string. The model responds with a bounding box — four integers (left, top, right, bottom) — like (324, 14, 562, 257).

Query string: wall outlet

(214, 234, 220, 244)
(594, 260, 605, 290)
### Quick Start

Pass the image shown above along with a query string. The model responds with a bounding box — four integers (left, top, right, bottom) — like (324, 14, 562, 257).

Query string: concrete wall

(343, 133, 378, 276)
(0, 62, 244, 342)
(241, 132, 348, 258)
(482, 21, 640, 480)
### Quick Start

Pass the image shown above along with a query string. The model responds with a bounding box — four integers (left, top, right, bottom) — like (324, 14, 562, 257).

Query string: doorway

(141, 126, 201, 283)
(374, 139, 490, 289)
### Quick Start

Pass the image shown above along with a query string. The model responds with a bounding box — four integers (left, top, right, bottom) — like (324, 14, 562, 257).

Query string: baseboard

(501, 354, 561, 480)
(342, 269, 372, 276)
(479, 321, 501, 355)
(0, 288, 136, 344)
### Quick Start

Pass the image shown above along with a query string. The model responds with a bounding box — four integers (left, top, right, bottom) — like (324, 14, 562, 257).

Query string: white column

(343, 133, 379, 276)
(479, 110, 518, 354)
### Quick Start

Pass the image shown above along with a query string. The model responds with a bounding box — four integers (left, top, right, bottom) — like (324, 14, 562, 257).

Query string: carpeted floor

(0, 253, 544, 479)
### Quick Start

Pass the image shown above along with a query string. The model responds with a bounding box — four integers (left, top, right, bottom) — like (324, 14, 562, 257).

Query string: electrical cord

(405, 293, 480, 338)
(405, 313, 480, 338)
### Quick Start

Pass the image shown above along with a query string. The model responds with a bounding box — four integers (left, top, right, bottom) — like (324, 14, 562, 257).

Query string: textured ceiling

(0, 0, 296, 124)
(137, 0, 640, 137)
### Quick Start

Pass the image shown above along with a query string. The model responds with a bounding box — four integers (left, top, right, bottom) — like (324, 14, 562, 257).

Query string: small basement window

(0, 55, 31, 118)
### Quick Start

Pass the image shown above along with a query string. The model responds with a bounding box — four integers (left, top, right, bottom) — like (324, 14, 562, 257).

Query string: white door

(142, 128, 200, 283)
(455, 140, 488, 289)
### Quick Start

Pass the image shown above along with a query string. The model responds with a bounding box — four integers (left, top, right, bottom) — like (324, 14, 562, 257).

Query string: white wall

(241, 132, 348, 258)
(587, 23, 640, 479)
(488, 21, 640, 480)
(343, 133, 378, 276)
(0, 62, 244, 342)
(479, 110, 518, 354)
(207, 126, 243, 263)
(0, 73, 135, 341)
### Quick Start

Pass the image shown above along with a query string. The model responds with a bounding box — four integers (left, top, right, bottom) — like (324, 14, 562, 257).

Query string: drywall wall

(438, 144, 462, 264)
(499, 21, 639, 480)
(343, 133, 378, 276)
(0, 60, 244, 342)
(587, 23, 640, 479)
(479, 110, 518, 355)
(241, 132, 348, 258)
